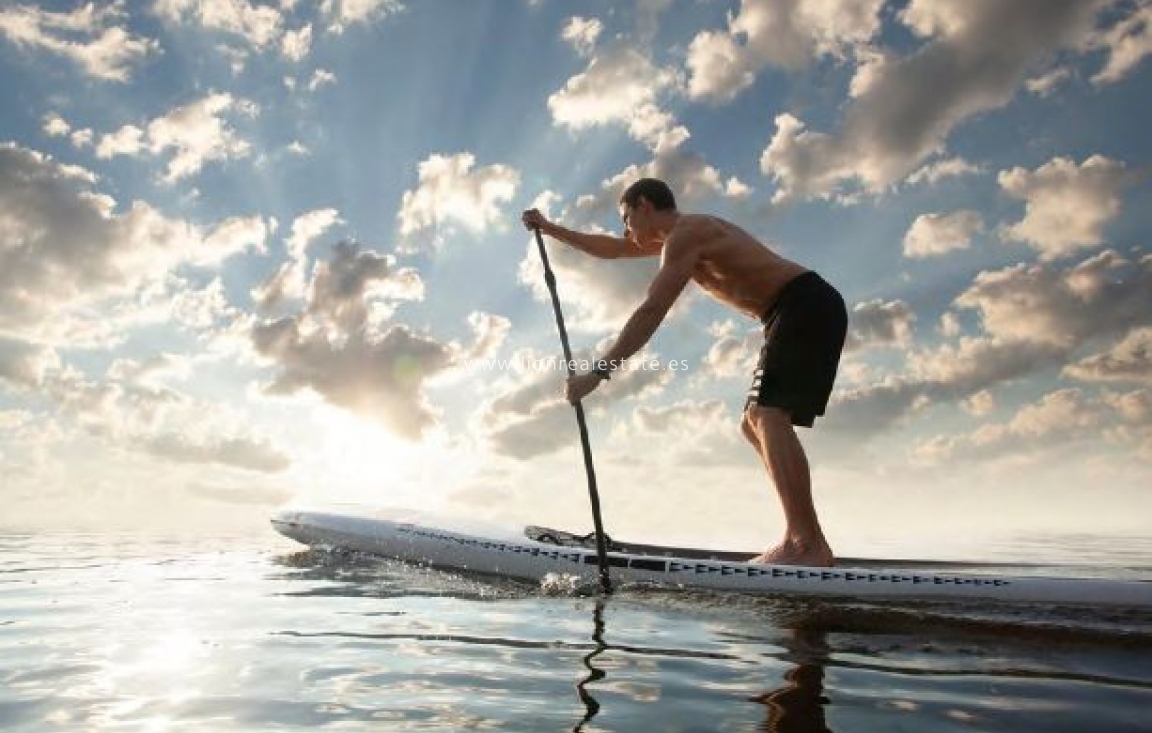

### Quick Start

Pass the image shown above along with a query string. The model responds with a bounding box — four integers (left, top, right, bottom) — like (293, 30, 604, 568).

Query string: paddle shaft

(531, 227, 612, 594)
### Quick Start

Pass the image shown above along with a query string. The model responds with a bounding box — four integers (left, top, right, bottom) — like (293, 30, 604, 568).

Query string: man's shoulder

(674, 212, 711, 229)
(668, 213, 731, 249)
(664, 213, 699, 237)
(674, 212, 736, 235)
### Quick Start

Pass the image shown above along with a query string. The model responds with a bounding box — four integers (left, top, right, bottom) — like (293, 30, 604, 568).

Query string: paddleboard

(270, 506, 1152, 608)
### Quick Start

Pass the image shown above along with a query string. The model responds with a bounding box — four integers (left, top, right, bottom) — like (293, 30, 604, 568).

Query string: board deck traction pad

(271, 509, 1152, 608)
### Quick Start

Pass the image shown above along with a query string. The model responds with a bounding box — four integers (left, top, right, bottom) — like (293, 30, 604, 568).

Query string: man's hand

(565, 372, 604, 404)
(522, 208, 550, 232)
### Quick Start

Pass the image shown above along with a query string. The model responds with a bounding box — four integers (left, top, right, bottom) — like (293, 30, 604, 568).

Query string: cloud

(281, 23, 312, 62)
(482, 396, 577, 460)
(95, 92, 258, 184)
(562, 16, 602, 57)
(284, 68, 336, 94)
(287, 208, 341, 259)
(686, 0, 885, 102)
(1103, 390, 1152, 461)
(42, 112, 71, 137)
(998, 155, 1129, 260)
(252, 241, 454, 439)
(204, 215, 269, 258)
(611, 398, 743, 466)
(827, 251, 1152, 436)
(478, 344, 672, 460)
(41, 114, 100, 158)
(397, 153, 519, 247)
(1087, 0, 1152, 85)
(903, 210, 983, 258)
(0, 1, 157, 81)
(95, 124, 146, 158)
(916, 386, 1152, 468)
(154, 0, 283, 49)
(951, 251, 1152, 350)
(760, 0, 1105, 203)
(1027, 66, 1073, 97)
(168, 276, 241, 331)
(155, 0, 402, 51)
(10, 353, 291, 475)
(548, 43, 688, 153)
(518, 227, 660, 333)
(305, 241, 423, 332)
(625, 398, 728, 435)
(254, 208, 343, 309)
(1064, 327, 1152, 384)
(911, 388, 1108, 465)
(846, 299, 915, 350)
(462, 311, 511, 363)
(904, 156, 981, 187)
(964, 390, 996, 417)
(142, 431, 290, 472)
(307, 68, 336, 91)
(254, 319, 452, 440)
(0, 337, 60, 390)
(107, 354, 191, 388)
(700, 320, 760, 379)
(321, 0, 404, 33)
(0, 143, 267, 340)
(1105, 388, 1152, 423)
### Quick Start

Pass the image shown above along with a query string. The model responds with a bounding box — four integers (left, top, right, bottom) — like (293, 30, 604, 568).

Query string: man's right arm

(522, 209, 642, 259)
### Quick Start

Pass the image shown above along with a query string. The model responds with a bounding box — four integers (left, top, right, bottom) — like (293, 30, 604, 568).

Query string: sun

(305, 406, 467, 510)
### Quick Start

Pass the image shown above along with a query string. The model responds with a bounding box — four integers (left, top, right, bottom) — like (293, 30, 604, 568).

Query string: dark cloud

(763, 0, 1106, 200)
(825, 251, 1152, 435)
(846, 299, 914, 351)
(0, 143, 265, 339)
(1064, 328, 1152, 384)
(0, 337, 57, 389)
(252, 240, 452, 439)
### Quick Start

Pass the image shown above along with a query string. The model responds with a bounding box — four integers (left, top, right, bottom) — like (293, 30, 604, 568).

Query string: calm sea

(3, 529, 1151, 733)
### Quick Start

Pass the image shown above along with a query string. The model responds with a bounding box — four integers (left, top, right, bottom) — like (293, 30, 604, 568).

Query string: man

(521, 178, 847, 567)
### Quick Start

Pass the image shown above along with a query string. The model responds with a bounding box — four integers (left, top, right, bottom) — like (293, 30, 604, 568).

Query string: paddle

(530, 225, 613, 594)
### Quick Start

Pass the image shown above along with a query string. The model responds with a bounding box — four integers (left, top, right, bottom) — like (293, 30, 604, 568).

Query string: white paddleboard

(270, 506, 1152, 608)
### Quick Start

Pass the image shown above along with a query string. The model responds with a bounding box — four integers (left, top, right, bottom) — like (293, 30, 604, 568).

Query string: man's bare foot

(749, 538, 835, 567)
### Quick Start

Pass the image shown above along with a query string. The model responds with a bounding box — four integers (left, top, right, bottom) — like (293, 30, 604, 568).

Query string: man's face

(620, 199, 651, 245)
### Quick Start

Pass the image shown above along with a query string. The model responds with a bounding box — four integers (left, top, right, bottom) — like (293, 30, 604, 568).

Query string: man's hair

(620, 178, 676, 211)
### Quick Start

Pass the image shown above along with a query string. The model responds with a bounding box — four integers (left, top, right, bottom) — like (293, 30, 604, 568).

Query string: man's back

(674, 214, 808, 319)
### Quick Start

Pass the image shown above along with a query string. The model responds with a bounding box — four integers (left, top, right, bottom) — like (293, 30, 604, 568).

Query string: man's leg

(740, 405, 833, 567)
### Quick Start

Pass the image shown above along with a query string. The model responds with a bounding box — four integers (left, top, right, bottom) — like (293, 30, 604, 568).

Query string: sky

(1, 0, 1151, 557)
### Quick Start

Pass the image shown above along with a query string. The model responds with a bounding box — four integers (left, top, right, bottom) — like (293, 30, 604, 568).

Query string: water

(3, 531, 1152, 732)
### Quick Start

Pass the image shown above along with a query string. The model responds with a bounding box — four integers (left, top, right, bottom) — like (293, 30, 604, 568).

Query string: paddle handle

(532, 226, 612, 594)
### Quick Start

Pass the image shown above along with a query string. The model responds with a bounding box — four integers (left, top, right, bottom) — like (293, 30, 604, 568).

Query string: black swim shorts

(745, 271, 848, 427)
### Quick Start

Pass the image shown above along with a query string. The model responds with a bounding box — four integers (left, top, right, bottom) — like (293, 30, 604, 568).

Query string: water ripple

(2, 532, 1151, 733)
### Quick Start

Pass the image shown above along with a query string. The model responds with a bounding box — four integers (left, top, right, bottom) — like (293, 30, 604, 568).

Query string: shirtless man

(521, 178, 847, 567)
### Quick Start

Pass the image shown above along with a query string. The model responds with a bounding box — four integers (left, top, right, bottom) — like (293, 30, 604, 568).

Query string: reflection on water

(573, 600, 607, 732)
(1, 533, 1151, 733)
(750, 625, 832, 733)
(574, 601, 836, 733)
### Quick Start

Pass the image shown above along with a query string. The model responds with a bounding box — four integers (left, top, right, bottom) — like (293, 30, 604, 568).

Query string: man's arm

(600, 232, 698, 367)
(522, 209, 654, 259)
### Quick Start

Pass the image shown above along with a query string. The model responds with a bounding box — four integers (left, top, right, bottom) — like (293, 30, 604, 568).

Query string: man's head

(619, 178, 676, 245)
(620, 178, 676, 211)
